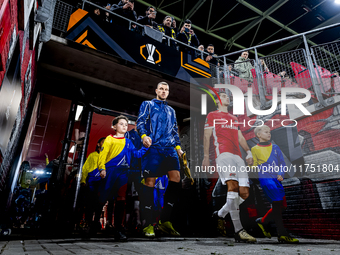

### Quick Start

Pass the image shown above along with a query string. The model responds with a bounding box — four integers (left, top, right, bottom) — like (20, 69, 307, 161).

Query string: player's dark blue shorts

(98, 166, 128, 204)
(141, 146, 180, 178)
(259, 178, 285, 203)
(87, 169, 101, 192)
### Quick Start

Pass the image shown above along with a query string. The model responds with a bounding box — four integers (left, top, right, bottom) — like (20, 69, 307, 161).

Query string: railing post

(82, 0, 85, 9)
(73, 107, 93, 211)
(216, 65, 220, 84)
(302, 34, 327, 107)
(223, 56, 228, 84)
(254, 48, 267, 108)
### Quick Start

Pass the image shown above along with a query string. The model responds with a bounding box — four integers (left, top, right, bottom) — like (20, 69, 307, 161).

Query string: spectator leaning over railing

(177, 19, 199, 54)
(137, 6, 157, 29)
(205, 44, 219, 66)
(110, 0, 137, 28)
(234, 51, 253, 82)
(157, 16, 177, 48)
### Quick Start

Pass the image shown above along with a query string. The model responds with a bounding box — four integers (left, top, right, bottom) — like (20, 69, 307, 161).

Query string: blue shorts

(87, 169, 101, 192)
(259, 178, 285, 203)
(98, 166, 129, 204)
(141, 146, 180, 178)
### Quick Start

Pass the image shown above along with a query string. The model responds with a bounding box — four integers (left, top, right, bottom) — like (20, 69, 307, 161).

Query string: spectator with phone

(110, 0, 137, 29)
(177, 19, 199, 54)
(137, 6, 157, 29)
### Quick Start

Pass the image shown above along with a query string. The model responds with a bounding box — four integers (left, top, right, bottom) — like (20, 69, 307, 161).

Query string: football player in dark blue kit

(137, 81, 183, 237)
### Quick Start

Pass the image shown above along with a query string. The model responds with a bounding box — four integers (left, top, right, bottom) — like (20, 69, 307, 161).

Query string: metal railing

(51, 0, 340, 111)
(217, 22, 340, 110)
(311, 40, 340, 95)
(52, 0, 75, 32)
(81, 0, 210, 57)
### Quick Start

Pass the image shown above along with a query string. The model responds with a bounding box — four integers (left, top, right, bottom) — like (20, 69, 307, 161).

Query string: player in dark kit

(137, 81, 183, 237)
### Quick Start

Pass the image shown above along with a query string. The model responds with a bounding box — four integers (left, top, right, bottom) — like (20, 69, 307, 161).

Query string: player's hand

(100, 170, 106, 179)
(277, 175, 283, 181)
(245, 150, 253, 166)
(177, 149, 184, 159)
(246, 157, 253, 166)
(142, 136, 152, 148)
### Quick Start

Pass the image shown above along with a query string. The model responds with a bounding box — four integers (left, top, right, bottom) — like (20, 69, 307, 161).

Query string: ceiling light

(335, 0, 340, 4)
(301, 4, 312, 12)
(316, 14, 325, 21)
(75, 105, 83, 121)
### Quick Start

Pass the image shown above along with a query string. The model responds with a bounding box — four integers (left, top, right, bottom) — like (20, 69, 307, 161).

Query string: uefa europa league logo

(146, 44, 156, 64)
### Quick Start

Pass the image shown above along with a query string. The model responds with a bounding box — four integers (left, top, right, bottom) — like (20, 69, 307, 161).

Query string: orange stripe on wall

(67, 9, 88, 31)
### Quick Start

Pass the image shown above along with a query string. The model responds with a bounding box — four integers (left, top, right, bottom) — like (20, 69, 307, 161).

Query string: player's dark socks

(107, 200, 114, 224)
(114, 200, 126, 229)
(142, 185, 154, 226)
(272, 201, 288, 236)
(263, 197, 287, 225)
(160, 181, 181, 222)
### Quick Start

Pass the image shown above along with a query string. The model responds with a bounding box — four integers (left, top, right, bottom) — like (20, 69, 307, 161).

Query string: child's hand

(277, 175, 283, 181)
(100, 170, 106, 179)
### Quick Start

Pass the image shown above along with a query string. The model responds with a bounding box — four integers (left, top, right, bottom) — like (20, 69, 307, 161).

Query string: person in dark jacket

(177, 19, 199, 54)
(205, 44, 219, 66)
(137, 6, 157, 28)
(157, 16, 176, 48)
(110, 0, 137, 28)
(137, 81, 183, 238)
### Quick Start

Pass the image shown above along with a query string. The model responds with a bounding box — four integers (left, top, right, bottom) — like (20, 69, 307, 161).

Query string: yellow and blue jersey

(98, 135, 147, 171)
(251, 142, 286, 203)
(81, 151, 100, 184)
(251, 142, 286, 178)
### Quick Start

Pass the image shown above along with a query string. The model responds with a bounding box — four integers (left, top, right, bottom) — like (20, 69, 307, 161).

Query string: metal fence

(52, 0, 74, 32)
(259, 49, 316, 97)
(311, 40, 340, 95)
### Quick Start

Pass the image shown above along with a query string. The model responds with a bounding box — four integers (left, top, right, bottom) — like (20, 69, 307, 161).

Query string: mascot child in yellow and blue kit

(251, 125, 299, 244)
(81, 137, 106, 234)
(98, 115, 148, 241)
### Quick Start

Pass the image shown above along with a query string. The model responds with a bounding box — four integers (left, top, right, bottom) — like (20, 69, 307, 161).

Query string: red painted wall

(0, 0, 39, 192)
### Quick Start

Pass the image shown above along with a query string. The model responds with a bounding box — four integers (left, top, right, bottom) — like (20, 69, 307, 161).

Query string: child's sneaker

(143, 224, 155, 237)
(255, 217, 271, 238)
(278, 234, 299, 243)
(158, 221, 180, 236)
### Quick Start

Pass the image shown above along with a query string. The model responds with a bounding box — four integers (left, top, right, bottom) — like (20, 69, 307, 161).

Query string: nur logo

(140, 44, 161, 64)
